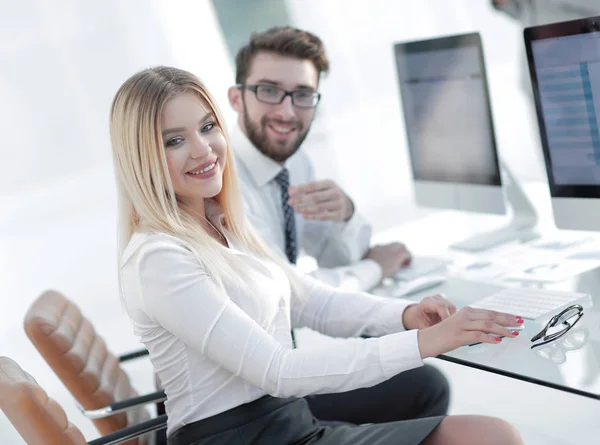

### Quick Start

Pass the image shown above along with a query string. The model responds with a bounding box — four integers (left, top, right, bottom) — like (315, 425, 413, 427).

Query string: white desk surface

(370, 181, 600, 400)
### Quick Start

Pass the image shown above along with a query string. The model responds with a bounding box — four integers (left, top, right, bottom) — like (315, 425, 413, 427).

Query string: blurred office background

(0, 1, 596, 443)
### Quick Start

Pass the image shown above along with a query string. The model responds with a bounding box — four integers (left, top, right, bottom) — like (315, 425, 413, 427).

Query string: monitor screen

(529, 30, 600, 186)
(394, 33, 501, 186)
(526, 17, 600, 200)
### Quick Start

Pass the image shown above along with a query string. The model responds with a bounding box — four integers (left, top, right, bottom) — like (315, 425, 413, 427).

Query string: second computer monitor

(525, 17, 600, 231)
(394, 32, 505, 214)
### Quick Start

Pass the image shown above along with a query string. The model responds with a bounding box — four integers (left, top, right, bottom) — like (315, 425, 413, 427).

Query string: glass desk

(392, 273, 600, 400)
(368, 182, 600, 399)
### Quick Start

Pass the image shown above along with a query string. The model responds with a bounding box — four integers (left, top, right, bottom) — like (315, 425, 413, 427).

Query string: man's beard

(242, 102, 310, 163)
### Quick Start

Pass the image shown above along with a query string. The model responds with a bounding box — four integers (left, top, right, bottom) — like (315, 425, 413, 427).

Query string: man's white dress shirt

(120, 200, 422, 436)
(231, 125, 383, 291)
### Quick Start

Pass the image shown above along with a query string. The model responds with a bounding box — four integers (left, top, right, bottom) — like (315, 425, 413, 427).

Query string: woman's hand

(402, 294, 457, 329)
(417, 306, 523, 359)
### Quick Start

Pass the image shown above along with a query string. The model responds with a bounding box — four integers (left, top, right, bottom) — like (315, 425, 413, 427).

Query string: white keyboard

(394, 256, 450, 281)
(469, 287, 589, 320)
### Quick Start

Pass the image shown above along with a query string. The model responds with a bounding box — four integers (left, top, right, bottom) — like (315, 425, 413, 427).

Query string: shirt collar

(230, 123, 283, 188)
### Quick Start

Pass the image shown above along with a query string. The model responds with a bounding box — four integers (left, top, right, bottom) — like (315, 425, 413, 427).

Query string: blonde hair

(110, 66, 300, 293)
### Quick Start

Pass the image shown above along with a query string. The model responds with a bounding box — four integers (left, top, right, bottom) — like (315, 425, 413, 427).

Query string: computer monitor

(394, 33, 538, 251)
(525, 17, 600, 231)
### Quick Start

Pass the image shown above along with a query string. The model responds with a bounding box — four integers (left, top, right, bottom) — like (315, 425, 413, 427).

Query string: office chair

(23, 290, 166, 445)
(0, 356, 167, 445)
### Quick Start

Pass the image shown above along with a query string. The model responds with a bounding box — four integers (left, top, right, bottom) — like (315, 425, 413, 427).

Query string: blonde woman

(110, 66, 523, 445)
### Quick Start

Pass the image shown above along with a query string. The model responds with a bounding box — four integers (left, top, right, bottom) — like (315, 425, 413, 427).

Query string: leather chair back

(24, 290, 150, 444)
(0, 356, 87, 445)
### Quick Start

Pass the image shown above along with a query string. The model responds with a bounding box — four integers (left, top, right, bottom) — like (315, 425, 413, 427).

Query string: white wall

(286, 0, 547, 229)
(0, 0, 234, 229)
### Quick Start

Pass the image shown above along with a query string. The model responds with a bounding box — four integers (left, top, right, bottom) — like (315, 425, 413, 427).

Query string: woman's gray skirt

(167, 395, 444, 445)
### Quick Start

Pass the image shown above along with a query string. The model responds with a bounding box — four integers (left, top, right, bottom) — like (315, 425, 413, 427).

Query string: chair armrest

(79, 390, 167, 419)
(117, 348, 149, 363)
(87, 414, 167, 445)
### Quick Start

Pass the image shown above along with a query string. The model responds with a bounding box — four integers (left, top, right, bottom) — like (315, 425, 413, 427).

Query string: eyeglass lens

(544, 310, 582, 340)
(556, 307, 581, 324)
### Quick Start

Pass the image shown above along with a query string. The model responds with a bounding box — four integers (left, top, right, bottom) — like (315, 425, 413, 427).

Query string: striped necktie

(274, 168, 298, 264)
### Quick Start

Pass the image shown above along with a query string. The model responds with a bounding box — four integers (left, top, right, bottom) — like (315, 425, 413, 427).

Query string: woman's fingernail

(516, 318, 524, 324)
(512, 331, 519, 336)
(495, 337, 502, 342)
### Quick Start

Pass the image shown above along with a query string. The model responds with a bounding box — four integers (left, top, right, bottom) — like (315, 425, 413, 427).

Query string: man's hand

(288, 180, 354, 221)
(402, 294, 458, 330)
(365, 243, 412, 278)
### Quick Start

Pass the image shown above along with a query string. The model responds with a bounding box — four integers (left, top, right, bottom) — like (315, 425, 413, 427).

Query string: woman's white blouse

(120, 220, 423, 435)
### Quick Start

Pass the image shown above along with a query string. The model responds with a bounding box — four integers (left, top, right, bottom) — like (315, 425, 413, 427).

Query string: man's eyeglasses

(237, 84, 321, 108)
(530, 304, 584, 349)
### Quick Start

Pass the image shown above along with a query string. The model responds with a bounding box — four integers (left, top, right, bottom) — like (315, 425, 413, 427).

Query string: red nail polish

(516, 319, 524, 324)
(495, 337, 502, 342)
(512, 331, 519, 336)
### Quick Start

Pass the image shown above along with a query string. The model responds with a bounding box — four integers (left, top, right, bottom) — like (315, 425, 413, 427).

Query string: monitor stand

(450, 164, 539, 252)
